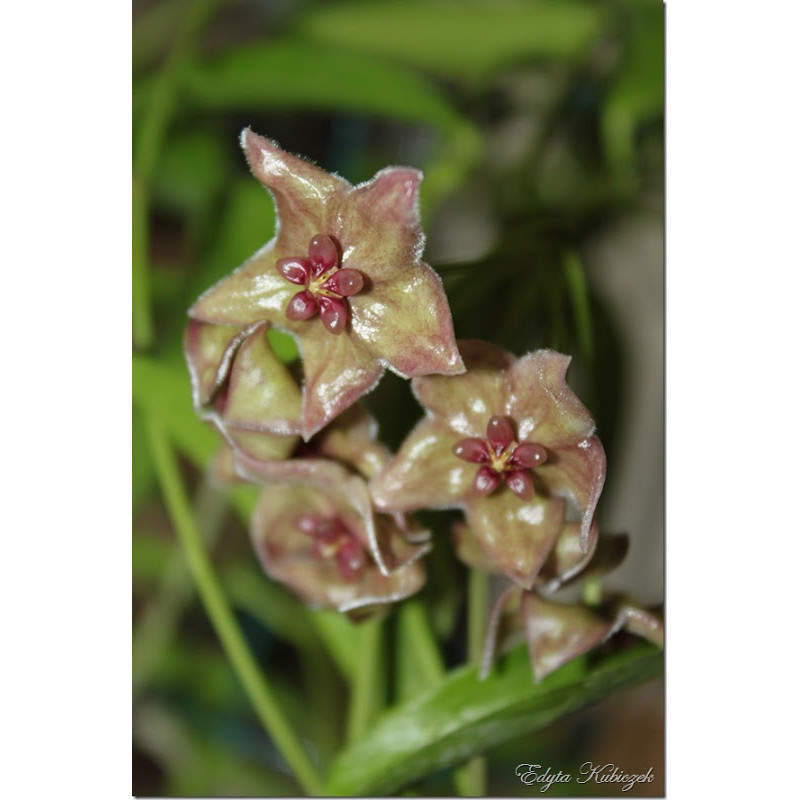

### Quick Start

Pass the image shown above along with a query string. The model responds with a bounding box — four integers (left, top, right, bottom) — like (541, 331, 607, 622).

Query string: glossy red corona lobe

(295, 512, 367, 582)
(276, 234, 365, 335)
(453, 415, 547, 500)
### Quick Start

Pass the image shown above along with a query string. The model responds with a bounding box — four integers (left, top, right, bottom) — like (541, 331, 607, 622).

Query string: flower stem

(133, 479, 227, 695)
(346, 617, 384, 744)
(145, 417, 324, 795)
(454, 569, 489, 796)
(399, 600, 445, 685)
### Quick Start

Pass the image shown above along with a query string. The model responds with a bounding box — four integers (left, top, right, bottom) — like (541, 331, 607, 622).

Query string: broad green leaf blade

(180, 41, 466, 129)
(175, 41, 482, 205)
(296, 0, 605, 82)
(325, 643, 662, 795)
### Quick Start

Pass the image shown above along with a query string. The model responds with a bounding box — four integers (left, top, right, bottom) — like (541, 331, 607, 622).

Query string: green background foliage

(133, 0, 664, 794)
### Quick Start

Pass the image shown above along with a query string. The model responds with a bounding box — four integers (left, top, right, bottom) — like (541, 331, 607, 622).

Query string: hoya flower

(467, 518, 662, 683)
(481, 586, 663, 682)
(188, 129, 464, 440)
(370, 340, 606, 588)
(229, 401, 395, 486)
(249, 463, 429, 614)
(232, 402, 430, 576)
(456, 517, 631, 595)
(184, 319, 301, 463)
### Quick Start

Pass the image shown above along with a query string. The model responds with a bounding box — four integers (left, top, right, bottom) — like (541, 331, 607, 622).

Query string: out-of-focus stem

(346, 617, 384, 744)
(455, 569, 489, 796)
(145, 417, 324, 795)
(132, 479, 227, 695)
(399, 600, 445, 685)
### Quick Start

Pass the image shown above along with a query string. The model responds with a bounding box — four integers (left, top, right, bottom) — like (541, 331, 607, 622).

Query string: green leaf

(296, 0, 605, 82)
(221, 561, 318, 651)
(132, 533, 172, 582)
(188, 178, 275, 299)
(132, 355, 218, 466)
(324, 643, 662, 795)
(180, 40, 481, 205)
(132, 406, 155, 508)
(602, 0, 664, 170)
(152, 128, 230, 220)
(180, 40, 467, 129)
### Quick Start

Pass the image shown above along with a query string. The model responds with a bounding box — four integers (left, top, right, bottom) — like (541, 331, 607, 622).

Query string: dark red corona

(453, 415, 547, 500)
(295, 512, 367, 581)
(277, 234, 364, 335)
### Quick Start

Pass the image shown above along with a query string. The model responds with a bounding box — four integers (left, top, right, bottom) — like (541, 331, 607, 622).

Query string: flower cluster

(184, 131, 662, 674)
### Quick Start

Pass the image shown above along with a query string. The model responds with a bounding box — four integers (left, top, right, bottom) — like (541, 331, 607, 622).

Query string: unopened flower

(188, 130, 464, 440)
(370, 340, 606, 588)
(481, 584, 663, 683)
(250, 464, 429, 614)
(470, 514, 663, 683)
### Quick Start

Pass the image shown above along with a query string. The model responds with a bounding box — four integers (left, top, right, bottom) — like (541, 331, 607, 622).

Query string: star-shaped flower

(249, 463, 429, 615)
(481, 586, 663, 682)
(369, 340, 607, 589)
(187, 129, 464, 440)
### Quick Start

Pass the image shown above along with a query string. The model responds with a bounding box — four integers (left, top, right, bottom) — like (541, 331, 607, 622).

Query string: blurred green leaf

(325, 643, 662, 795)
(133, 0, 184, 72)
(134, 40, 483, 209)
(222, 561, 318, 651)
(152, 128, 230, 220)
(134, 701, 300, 797)
(296, 0, 605, 82)
(180, 40, 467, 129)
(133, 533, 172, 582)
(188, 177, 274, 298)
(132, 355, 218, 466)
(602, 0, 664, 170)
(146, 640, 241, 708)
(133, 406, 155, 508)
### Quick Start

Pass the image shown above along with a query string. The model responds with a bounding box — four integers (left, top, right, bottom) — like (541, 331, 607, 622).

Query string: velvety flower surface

(249, 463, 429, 614)
(481, 586, 663, 683)
(230, 402, 392, 485)
(455, 519, 629, 595)
(188, 129, 464, 440)
(370, 340, 607, 588)
(184, 319, 302, 462)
